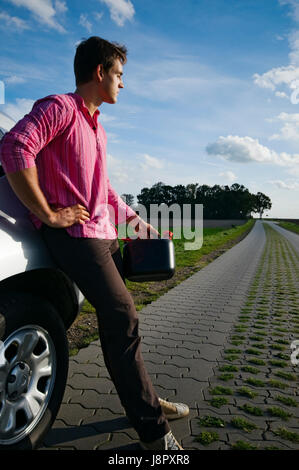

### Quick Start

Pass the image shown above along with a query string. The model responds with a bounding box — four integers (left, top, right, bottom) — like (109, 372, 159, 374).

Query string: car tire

(0, 291, 69, 449)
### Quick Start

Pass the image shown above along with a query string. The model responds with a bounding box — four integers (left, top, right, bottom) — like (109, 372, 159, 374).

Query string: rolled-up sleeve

(0, 96, 74, 174)
(107, 178, 136, 225)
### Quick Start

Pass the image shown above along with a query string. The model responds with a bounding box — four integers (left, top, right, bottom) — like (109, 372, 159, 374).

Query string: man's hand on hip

(48, 204, 90, 228)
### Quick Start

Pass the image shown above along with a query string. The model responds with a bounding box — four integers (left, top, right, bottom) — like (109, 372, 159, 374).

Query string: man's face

(99, 58, 124, 104)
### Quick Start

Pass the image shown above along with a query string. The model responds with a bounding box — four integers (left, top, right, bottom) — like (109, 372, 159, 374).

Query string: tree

(121, 193, 135, 206)
(136, 181, 271, 220)
(252, 192, 272, 218)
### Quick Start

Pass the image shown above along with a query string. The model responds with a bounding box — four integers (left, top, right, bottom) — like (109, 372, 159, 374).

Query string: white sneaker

(140, 430, 183, 450)
(159, 398, 190, 420)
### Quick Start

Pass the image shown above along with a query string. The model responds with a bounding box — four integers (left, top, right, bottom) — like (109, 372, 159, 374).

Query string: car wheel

(0, 292, 69, 449)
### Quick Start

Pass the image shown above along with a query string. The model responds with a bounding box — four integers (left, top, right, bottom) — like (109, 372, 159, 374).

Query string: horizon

(1, 1, 299, 218)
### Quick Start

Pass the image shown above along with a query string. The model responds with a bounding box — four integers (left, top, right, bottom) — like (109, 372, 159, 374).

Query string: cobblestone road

(42, 220, 299, 450)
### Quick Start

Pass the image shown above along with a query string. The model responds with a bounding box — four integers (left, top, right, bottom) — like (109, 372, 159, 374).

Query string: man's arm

(6, 166, 90, 228)
(0, 96, 90, 228)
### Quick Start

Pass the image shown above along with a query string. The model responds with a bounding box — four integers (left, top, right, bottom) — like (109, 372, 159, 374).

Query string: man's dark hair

(74, 36, 127, 86)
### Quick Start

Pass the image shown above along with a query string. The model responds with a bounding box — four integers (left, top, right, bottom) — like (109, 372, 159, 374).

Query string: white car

(0, 115, 84, 449)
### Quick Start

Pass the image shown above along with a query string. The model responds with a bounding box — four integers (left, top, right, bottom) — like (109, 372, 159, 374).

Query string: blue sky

(1, 0, 299, 218)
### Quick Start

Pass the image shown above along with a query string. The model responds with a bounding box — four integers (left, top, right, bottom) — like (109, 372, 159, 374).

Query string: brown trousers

(41, 224, 170, 442)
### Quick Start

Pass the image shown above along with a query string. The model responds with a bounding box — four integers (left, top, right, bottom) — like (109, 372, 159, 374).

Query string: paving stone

(145, 362, 189, 377)
(68, 361, 110, 378)
(81, 408, 134, 436)
(56, 403, 96, 426)
(95, 432, 140, 450)
(70, 389, 125, 414)
(43, 420, 110, 450)
(68, 374, 115, 394)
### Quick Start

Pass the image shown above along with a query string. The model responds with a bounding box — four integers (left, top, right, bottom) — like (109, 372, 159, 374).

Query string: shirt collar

(69, 92, 100, 115)
(69, 92, 100, 126)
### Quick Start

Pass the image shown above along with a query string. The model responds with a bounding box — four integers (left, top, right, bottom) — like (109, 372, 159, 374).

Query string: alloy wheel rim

(0, 325, 56, 445)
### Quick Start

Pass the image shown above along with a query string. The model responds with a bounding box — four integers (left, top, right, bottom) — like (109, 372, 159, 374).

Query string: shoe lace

(166, 432, 180, 450)
(159, 398, 177, 413)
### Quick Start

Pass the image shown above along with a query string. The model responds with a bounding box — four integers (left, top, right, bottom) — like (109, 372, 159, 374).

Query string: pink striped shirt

(0, 92, 136, 238)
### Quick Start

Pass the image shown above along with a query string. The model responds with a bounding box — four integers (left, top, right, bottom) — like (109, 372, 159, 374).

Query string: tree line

(121, 182, 272, 219)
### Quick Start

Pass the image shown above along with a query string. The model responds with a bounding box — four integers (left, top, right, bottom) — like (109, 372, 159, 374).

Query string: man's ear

(95, 64, 105, 82)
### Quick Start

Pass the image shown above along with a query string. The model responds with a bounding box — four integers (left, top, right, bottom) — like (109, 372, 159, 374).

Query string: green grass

(218, 365, 239, 372)
(247, 358, 266, 366)
(267, 407, 292, 421)
(249, 336, 264, 342)
(245, 378, 265, 387)
(218, 373, 235, 381)
(275, 396, 297, 407)
(224, 348, 242, 354)
(272, 427, 299, 443)
(241, 366, 260, 375)
(245, 348, 263, 356)
(274, 353, 289, 361)
(230, 417, 258, 432)
(270, 344, 286, 351)
(230, 340, 244, 346)
(198, 416, 225, 427)
(277, 221, 299, 235)
(210, 386, 233, 395)
(251, 343, 266, 350)
(268, 379, 288, 390)
(269, 360, 288, 368)
(274, 371, 297, 381)
(195, 431, 219, 446)
(224, 355, 240, 362)
(231, 440, 258, 450)
(237, 387, 258, 399)
(209, 397, 229, 408)
(238, 404, 264, 416)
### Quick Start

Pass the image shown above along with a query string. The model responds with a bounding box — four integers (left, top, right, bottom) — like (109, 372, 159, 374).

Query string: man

(0, 36, 189, 450)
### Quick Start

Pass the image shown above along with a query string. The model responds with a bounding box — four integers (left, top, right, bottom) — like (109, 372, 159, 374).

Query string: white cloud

(0, 11, 30, 31)
(206, 135, 278, 163)
(270, 179, 299, 189)
(278, 2, 299, 63)
(55, 0, 67, 14)
(219, 170, 237, 183)
(127, 57, 243, 103)
(139, 154, 164, 171)
(279, 0, 299, 23)
(7, 0, 66, 32)
(107, 153, 130, 183)
(94, 12, 104, 21)
(4, 75, 26, 85)
(106, 151, 200, 196)
(206, 134, 299, 170)
(79, 13, 92, 33)
(253, 64, 299, 91)
(268, 112, 299, 141)
(99, 113, 117, 123)
(99, 0, 135, 26)
(254, 2, 299, 98)
(2, 98, 34, 122)
(0, 110, 16, 132)
(275, 90, 288, 98)
(99, 112, 135, 129)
